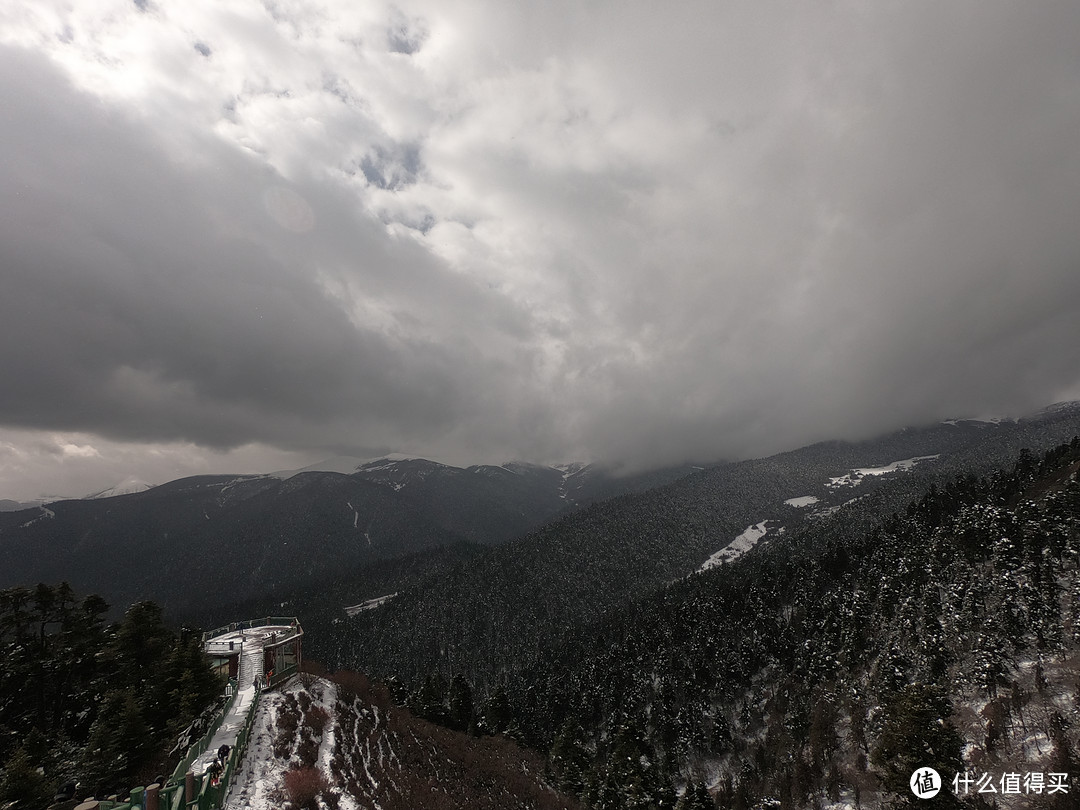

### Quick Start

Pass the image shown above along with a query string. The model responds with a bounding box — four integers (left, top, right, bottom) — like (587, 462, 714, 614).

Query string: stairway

(237, 642, 264, 689)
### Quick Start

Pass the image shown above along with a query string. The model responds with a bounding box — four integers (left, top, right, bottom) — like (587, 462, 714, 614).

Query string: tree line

(0, 585, 222, 805)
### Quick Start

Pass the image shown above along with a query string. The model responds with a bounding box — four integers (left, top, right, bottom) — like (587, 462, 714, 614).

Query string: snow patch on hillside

(85, 476, 156, 498)
(269, 453, 439, 479)
(943, 415, 1014, 426)
(826, 455, 940, 489)
(784, 495, 819, 508)
(701, 521, 780, 570)
(344, 593, 398, 616)
(18, 505, 55, 528)
(555, 462, 589, 499)
(223, 688, 282, 809)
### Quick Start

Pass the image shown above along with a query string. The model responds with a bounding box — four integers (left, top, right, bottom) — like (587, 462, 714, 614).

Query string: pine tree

(871, 683, 964, 807)
(483, 688, 513, 734)
(448, 675, 474, 733)
(589, 718, 675, 809)
(675, 781, 713, 809)
(411, 672, 449, 725)
(0, 744, 52, 808)
(79, 690, 152, 796)
(549, 716, 591, 795)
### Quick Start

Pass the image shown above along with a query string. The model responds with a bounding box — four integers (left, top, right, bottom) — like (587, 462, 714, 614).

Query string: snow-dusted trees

(0, 586, 221, 799)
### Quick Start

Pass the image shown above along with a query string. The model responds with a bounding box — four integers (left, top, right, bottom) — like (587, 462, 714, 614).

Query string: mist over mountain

(0, 457, 695, 617)
(5, 407, 1080, 807)
(287, 406, 1080, 687)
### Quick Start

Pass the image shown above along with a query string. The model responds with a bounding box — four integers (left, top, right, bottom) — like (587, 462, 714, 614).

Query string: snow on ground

(314, 681, 357, 810)
(193, 686, 257, 777)
(555, 462, 587, 499)
(195, 626, 297, 779)
(784, 495, 819, 508)
(808, 496, 863, 521)
(18, 505, 55, 528)
(85, 475, 156, 499)
(943, 415, 1014, 426)
(269, 456, 367, 478)
(344, 593, 398, 616)
(826, 455, 940, 489)
(701, 521, 775, 570)
(225, 678, 358, 810)
(223, 686, 282, 809)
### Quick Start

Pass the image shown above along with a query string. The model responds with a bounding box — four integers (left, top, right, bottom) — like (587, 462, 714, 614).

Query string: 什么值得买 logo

(910, 767, 941, 799)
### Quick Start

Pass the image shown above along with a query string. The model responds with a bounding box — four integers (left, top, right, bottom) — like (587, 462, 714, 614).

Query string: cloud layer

(2, 1, 1080, 498)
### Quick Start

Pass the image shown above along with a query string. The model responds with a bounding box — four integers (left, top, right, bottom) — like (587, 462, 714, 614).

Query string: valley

(4, 406, 1080, 808)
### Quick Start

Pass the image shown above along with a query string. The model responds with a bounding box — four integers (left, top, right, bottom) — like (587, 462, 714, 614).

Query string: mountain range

(5, 403, 1080, 807)
(263, 405, 1080, 689)
(0, 456, 696, 617)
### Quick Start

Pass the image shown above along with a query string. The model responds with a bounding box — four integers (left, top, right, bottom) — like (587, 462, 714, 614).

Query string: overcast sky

(2, 1, 1080, 500)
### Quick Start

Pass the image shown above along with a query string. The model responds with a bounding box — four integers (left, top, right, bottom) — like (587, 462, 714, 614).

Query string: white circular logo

(911, 767, 942, 798)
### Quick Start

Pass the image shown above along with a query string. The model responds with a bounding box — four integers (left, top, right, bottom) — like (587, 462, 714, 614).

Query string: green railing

(83, 680, 263, 810)
(265, 649, 303, 689)
(168, 681, 239, 788)
(184, 680, 263, 810)
(82, 617, 300, 809)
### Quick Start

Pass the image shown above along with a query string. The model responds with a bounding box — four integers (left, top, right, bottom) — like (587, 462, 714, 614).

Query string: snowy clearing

(943, 415, 1013, 426)
(784, 495, 819, 508)
(826, 455, 940, 488)
(18, 505, 55, 528)
(701, 521, 775, 570)
(344, 593, 398, 616)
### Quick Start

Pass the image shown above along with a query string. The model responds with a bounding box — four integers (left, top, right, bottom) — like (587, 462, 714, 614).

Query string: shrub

(284, 766, 329, 810)
(296, 737, 319, 768)
(274, 695, 302, 759)
(305, 705, 330, 736)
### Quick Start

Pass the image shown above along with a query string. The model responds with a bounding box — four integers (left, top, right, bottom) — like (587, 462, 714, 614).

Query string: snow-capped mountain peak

(85, 476, 156, 499)
(268, 453, 441, 480)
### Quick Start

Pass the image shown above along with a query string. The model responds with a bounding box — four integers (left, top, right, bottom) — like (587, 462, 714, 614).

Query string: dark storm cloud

(0, 47, 541, 458)
(1, 0, 1080, 498)
(552, 1, 1080, 466)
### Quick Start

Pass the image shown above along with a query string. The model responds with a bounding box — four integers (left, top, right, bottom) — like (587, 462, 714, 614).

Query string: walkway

(192, 625, 287, 775)
(191, 684, 257, 775)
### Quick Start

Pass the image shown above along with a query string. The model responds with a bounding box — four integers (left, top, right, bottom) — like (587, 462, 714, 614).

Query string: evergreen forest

(0, 588, 222, 806)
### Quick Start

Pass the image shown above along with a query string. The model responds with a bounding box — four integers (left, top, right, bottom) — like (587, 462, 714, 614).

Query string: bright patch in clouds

(59, 441, 101, 459)
(0, 429, 319, 501)
(1, 1, 1080, 498)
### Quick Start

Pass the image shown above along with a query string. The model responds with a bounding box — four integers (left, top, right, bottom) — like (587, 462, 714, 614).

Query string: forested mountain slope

(315, 409, 1080, 693)
(496, 439, 1080, 808)
(0, 458, 694, 618)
